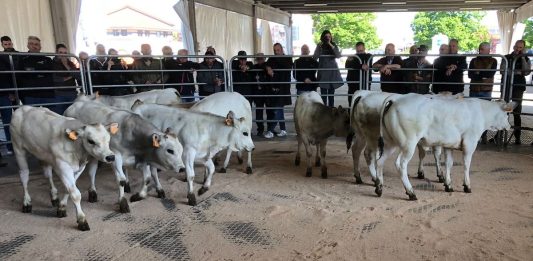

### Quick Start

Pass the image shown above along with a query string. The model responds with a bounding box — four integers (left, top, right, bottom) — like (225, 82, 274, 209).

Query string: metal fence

(1, 52, 532, 150)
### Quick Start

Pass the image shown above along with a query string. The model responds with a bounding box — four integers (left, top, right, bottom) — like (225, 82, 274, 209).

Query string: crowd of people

(0, 31, 532, 167)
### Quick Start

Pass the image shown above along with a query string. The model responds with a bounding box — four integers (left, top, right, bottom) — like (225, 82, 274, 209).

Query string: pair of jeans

(55, 92, 77, 115)
(24, 96, 58, 114)
(267, 107, 285, 132)
(320, 88, 335, 107)
(254, 97, 266, 133)
(0, 96, 13, 151)
(469, 91, 492, 99)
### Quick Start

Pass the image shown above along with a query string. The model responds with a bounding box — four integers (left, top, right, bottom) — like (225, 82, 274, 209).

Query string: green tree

(311, 13, 381, 50)
(522, 18, 533, 49)
(411, 12, 490, 52)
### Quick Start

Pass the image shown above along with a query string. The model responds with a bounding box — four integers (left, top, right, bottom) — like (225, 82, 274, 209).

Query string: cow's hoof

(22, 204, 32, 213)
(417, 171, 425, 179)
(355, 177, 363, 184)
(463, 185, 472, 193)
(305, 168, 312, 177)
(124, 182, 131, 193)
(88, 190, 98, 203)
(238, 158, 244, 164)
(198, 187, 209, 195)
(178, 168, 185, 173)
(321, 168, 328, 179)
(57, 207, 67, 218)
(77, 221, 90, 231)
(438, 176, 445, 183)
(294, 158, 300, 166)
(375, 186, 383, 197)
(119, 198, 130, 213)
(51, 198, 59, 207)
(246, 167, 253, 175)
(130, 193, 144, 202)
(407, 192, 418, 201)
(187, 193, 197, 206)
(156, 189, 166, 198)
(315, 160, 321, 167)
(218, 168, 227, 173)
(444, 185, 454, 193)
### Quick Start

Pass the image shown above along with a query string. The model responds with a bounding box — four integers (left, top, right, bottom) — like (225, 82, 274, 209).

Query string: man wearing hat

(231, 50, 254, 104)
(197, 50, 225, 97)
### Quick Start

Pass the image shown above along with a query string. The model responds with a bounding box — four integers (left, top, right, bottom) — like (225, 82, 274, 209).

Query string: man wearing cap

(232, 50, 254, 104)
(197, 50, 225, 97)
(403, 45, 432, 94)
(252, 53, 268, 136)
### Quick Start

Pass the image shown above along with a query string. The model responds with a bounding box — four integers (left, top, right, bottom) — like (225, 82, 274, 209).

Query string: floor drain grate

(272, 150, 293, 154)
(423, 161, 462, 166)
(160, 198, 176, 211)
(413, 183, 436, 191)
(0, 234, 35, 259)
(490, 167, 522, 174)
(86, 248, 113, 261)
(271, 193, 293, 199)
(213, 192, 240, 202)
(125, 219, 190, 260)
(220, 222, 271, 247)
(431, 204, 457, 213)
(359, 222, 380, 239)
(32, 209, 56, 218)
(102, 212, 134, 222)
(408, 204, 433, 214)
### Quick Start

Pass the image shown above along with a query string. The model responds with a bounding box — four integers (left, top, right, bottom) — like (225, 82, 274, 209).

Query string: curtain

(225, 11, 253, 60)
(174, 0, 195, 55)
(497, 10, 516, 54)
(516, 0, 533, 23)
(256, 19, 273, 55)
(0, 0, 55, 52)
(49, 0, 82, 52)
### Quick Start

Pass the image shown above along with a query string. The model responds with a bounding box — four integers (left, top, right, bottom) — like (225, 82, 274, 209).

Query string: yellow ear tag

(68, 131, 78, 141)
(152, 136, 161, 148)
(95, 91, 100, 98)
(110, 124, 119, 135)
(225, 118, 233, 126)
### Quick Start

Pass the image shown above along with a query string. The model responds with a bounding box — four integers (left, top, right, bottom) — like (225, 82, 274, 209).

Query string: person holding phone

(313, 30, 342, 107)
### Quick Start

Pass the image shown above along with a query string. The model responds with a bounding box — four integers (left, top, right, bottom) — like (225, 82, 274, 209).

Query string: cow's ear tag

(66, 129, 78, 141)
(152, 134, 161, 148)
(225, 118, 233, 126)
(109, 123, 119, 135)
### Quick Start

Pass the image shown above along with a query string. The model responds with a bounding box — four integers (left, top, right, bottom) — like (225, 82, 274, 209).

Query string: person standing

(252, 53, 268, 136)
(372, 43, 404, 94)
(345, 41, 372, 106)
(433, 39, 467, 94)
(504, 40, 531, 144)
(52, 44, 78, 114)
(132, 43, 164, 92)
(197, 50, 225, 97)
(293, 44, 318, 95)
(0, 35, 17, 155)
(232, 50, 254, 104)
(468, 42, 497, 99)
(403, 45, 432, 94)
(313, 30, 342, 107)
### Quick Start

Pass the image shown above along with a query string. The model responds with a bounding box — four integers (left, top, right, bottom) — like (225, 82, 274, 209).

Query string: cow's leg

(416, 144, 426, 179)
(42, 165, 59, 207)
(237, 150, 244, 164)
(396, 146, 417, 200)
(295, 135, 302, 166)
(150, 166, 165, 198)
(56, 163, 89, 231)
(16, 149, 32, 213)
(198, 159, 215, 195)
(351, 136, 366, 184)
(314, 144, 321, 167)
(219, 148, 231, 173)
(374, 147, 394, 196)
(184, 149, 197, 206)
(87, 159, 99, 203)
(365, 147, 378, 185)
(462, 143, 475, 193)
(245, 150, 253, 174)
(303, 139, 313, 177)
(319, 139, 328, 179)
(433, 146, 445, 183)
(111, 154, 129, 213)
(123, 168, 131, 193)
(443, 149, 454, 192)
(130, 164, 151, 202)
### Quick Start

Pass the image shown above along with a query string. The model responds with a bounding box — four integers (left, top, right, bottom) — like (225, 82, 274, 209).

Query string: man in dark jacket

(252, 53, 268, 136)
(346, 41, 372, 106)
(0, 35, 17, 154)
(433, 39, 467, 94)
(173, 49, 200, 102)
(293, 44, 318, 95)
(232, 50, 254, 104)
(197, 51, 225, 97)
(18, 36, 55, 111)
(53, 44, 79, 114)
(372, 43, 405, 94)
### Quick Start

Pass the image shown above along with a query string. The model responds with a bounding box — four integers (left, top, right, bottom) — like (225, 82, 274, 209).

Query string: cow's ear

(106, 123, 119, 135)
(165, 127, 172, 134)
(225, 111, 235, 126)
(152, 133, 161, 148)
(332, 107, 338, 116)
(131, 99, 144, 110)
(95, 91, 100, 99)
(502, 102, 517, 112)
(66, 129, 78, 141)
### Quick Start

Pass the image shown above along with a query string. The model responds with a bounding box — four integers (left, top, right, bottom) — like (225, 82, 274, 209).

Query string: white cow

(189, 92, 253, 174)
(132, 102, 255, 206)
(91, 88, 181, 110)
(350, 90, 447, 197)
(10, 106, 117, 231)
(65, 98, 184, 212)
(378, 94, 514, 200)
(294, 91, 352, 178)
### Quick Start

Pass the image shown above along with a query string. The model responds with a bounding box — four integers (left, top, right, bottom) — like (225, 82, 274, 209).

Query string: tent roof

(258, 0, 531, 13)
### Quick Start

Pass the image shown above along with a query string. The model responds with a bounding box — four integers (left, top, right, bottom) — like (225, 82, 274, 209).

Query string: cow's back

(190, 92, 252, 129)
(294, 91, 324, 135)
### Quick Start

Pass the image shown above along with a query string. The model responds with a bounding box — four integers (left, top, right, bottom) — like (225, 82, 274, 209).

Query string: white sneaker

(276, 130, 287, 137)
(263, 131, 274, 139)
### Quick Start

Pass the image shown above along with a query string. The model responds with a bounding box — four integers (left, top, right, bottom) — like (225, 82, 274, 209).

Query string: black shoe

(256, 131, 264, 137)
(514, 139, 521, 145)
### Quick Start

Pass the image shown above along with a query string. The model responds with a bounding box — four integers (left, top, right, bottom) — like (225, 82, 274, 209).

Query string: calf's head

(331, 106, 352, 137)
(225, 111, 255, 152)
(151, 130, 185, 172)
(487, 100, 515, 131)
(66, 123, 118, 163)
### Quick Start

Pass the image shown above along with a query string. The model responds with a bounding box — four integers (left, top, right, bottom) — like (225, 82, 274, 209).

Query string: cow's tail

(378, 97, 394, 159)
(346, 95, 362, 152)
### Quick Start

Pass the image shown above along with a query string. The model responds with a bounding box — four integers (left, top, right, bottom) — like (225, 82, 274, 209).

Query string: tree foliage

(311, 13, 381, 50)
(522, 18, 533, 50)
(411, 12, 490, 52)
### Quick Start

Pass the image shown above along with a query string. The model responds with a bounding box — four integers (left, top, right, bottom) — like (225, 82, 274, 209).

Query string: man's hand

(362, 64, 369, 71)
(304, 78, 312, 84)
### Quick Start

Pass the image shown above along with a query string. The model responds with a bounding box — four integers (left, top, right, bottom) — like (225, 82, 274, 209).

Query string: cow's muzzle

(105, 155, 115, 162)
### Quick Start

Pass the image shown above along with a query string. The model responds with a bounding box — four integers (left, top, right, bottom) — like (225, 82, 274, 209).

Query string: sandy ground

(0, 136, 532, 261)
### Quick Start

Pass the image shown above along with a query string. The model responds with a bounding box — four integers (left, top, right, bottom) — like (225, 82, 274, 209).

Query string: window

(137, 30, 143, 36)
(113, 29, 119, 36)
(292, 26, 299, 41)
(121, 29, 127, 36)
(156, 31, 162, 37)
(162, 31, 168, 38)
(145, 30, 150, 37)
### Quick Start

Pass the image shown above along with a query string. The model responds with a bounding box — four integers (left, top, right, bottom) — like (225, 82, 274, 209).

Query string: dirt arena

(0, 136, 532, 261)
